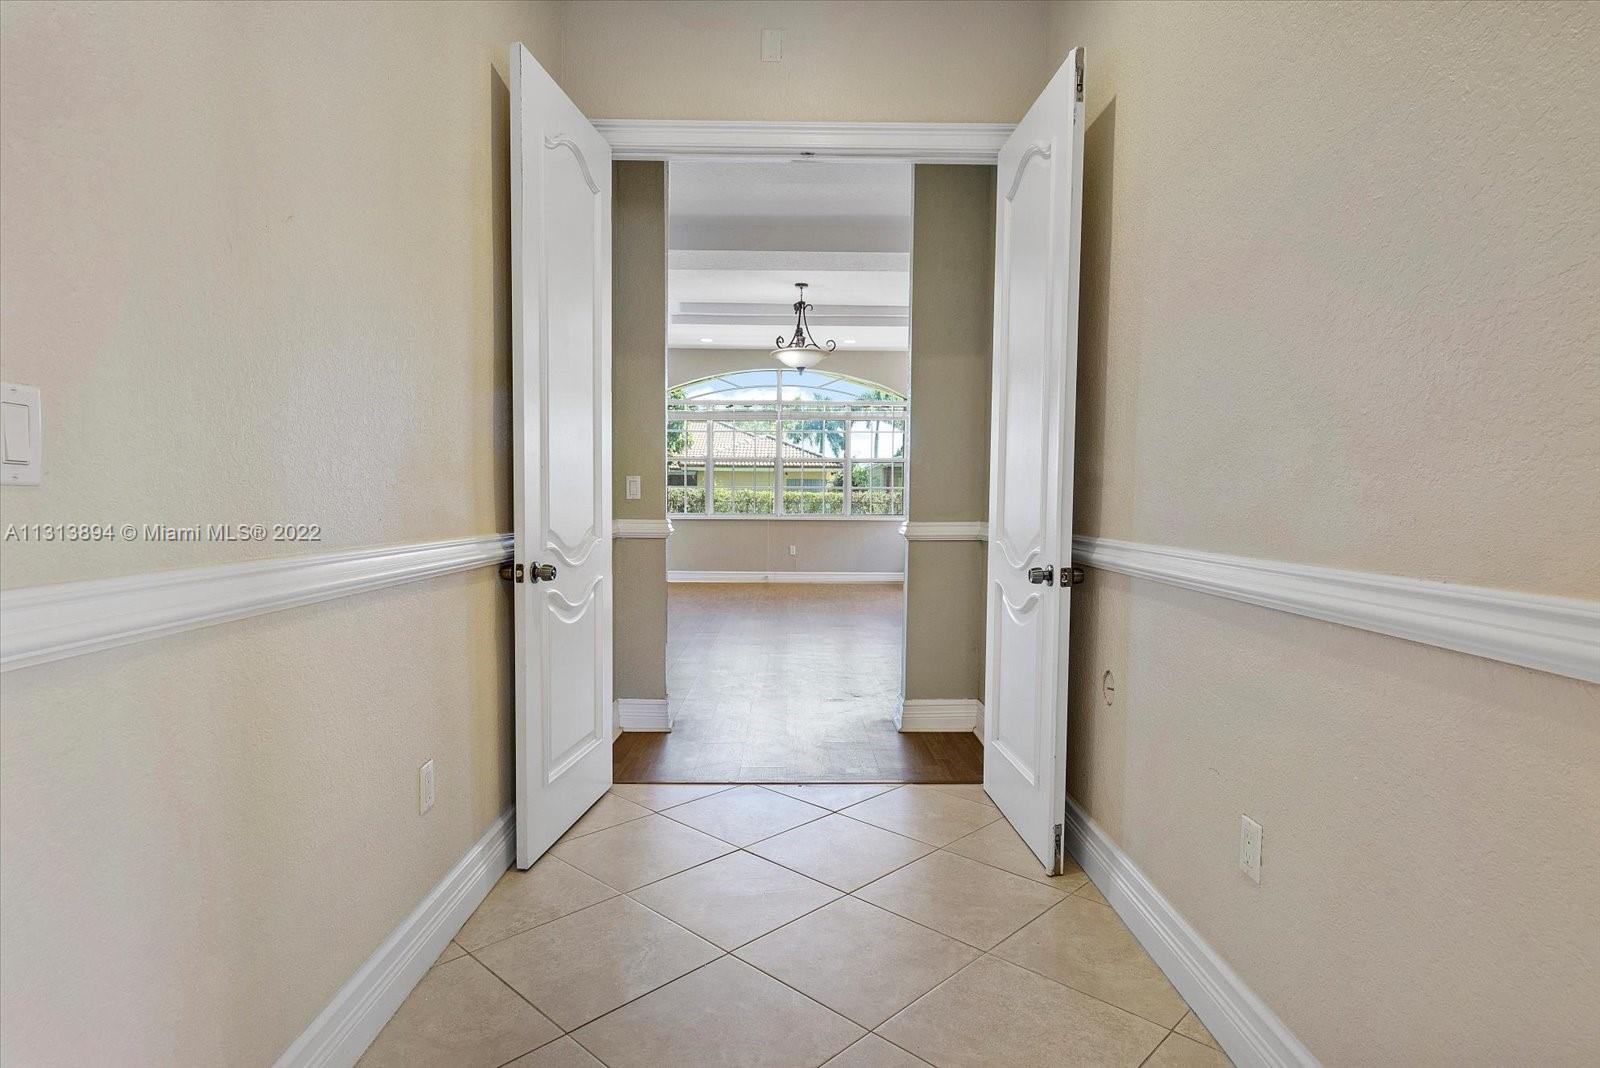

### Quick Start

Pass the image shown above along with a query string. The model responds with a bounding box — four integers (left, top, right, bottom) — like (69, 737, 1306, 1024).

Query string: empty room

(1, 2, 1596, 1067)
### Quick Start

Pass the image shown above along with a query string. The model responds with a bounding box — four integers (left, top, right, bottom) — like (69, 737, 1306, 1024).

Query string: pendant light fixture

(770, 282, 835, 373)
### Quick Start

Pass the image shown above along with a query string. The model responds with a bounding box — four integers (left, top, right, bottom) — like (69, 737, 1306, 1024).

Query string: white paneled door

(510, 43, 614, 869)
(982, 49, 1085, 873)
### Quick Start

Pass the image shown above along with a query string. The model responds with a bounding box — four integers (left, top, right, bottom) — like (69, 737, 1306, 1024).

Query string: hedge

(667, 487, 903, 515)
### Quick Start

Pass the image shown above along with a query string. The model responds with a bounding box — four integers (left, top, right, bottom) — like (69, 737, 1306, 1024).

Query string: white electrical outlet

(1239, 814, 1262, 883)
(420, 760, 436, 814)
(789, 545, 797, 556)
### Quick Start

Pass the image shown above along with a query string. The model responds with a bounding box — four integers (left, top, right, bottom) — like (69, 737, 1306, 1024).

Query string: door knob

(1027, 565, 1055, 586)
(531, 562, 557, 582)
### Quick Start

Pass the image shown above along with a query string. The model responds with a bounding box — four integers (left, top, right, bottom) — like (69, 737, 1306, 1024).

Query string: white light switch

(761, 28, 783, 62)
(0, 383, 41, 486)
(625, 475, 641, 500)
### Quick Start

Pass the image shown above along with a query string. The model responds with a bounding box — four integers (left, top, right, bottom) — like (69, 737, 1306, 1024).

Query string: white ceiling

(667, 162, 913, 351)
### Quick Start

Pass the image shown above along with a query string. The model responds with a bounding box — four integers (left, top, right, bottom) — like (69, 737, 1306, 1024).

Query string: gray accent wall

(902, 165, 996, 702)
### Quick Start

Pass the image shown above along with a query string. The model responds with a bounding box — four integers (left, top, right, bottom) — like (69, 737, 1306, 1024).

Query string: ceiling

(668, 161, 912, 351)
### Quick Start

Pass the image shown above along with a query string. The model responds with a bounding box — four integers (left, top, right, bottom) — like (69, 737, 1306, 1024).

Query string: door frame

(594, 120, 1013, 164)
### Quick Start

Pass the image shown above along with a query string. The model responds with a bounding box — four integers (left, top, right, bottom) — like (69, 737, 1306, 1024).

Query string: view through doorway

(615, 160, 982, 784)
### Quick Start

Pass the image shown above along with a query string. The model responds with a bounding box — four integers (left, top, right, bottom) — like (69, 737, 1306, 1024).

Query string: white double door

(981, 49, 1086, 874)
(509, 44, 614, 869)
(506, 43, 1086, 875)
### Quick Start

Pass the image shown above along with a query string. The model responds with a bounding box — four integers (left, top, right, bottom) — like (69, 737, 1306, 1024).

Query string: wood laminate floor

(614, 583, 983, 784)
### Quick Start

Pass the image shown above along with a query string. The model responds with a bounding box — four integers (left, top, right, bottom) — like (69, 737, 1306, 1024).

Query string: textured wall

(902, 165, 994, 702)
(1048, 1, 1600, 1062)
(611, 161, 670, 700)
(559, 0, 1052, 122)
(0, 2, 560, 1063)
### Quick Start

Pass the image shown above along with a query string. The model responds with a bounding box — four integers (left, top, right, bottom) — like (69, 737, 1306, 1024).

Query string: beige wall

(668, 518, 905, 575)
(612, 161, 670, 700)
(560, 0, 1051, 122)
(1049, 1, 1600, 1062)
(902, 165, 994, 702)
(0, 1, 560, 1063)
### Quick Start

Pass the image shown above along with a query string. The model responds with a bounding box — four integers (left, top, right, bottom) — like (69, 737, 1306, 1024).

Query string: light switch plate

(625, 474, 641, 500)
(761, 28, 783, 62)
(0, 383, 41, 486)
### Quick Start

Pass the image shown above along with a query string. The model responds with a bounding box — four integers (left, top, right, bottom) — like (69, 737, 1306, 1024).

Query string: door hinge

(1053, 823, 1065, 875)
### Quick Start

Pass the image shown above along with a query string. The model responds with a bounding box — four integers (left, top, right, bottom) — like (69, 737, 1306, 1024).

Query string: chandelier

(770, 282, 836, 373)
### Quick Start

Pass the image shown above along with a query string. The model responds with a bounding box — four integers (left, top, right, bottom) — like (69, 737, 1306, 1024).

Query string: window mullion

(704, 421, 714, 516)
(843, 414, 854, 516)
(774, 371, 785, 517)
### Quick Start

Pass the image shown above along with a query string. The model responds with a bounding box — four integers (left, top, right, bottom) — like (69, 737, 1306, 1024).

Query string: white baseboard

(973, 702, 985, 740)
(667, 570, 903, 584)
(1062, 798, 1319, 1068)
(274, 808, 515, 1068)
(897, 698, 984, 732)
(616, 698, 672, 732)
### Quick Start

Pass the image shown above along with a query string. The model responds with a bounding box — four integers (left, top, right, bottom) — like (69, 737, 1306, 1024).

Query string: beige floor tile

(455, 856, 615, 950)
(736, 896, 978, 1028)
(992, 896, 1188, 1027)
(822, 1034, 932, 1067)
(943, 818, 1089, 889)
(504, 1037, 606, 1067)
(557, 793, 651, 842)
(1176, 1010, 1223, 1051)
(855, 851, 1065, 949)
(877, 956, 1167, 1068)
(660, 784, 830, 846)
(431, 940, 465, 967)
(630, 850, 840, 949)
(356, 955, 559, 1068)
(928, 784, 997, 808)
(1077, 878, 1110, 905)
(608, 782, 734, 811)
(1144, 1033, 1234, 1068)
(571, 956, 864, 1068)
(840, 786, 1001, 846)
(765, 783, 898, 810)
(473, 896, 720, 1030)
(553, 813, 733, 891)
(748, 813, 934, 891)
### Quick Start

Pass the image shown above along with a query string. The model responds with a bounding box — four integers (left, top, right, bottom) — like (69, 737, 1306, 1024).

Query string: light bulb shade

(772, 345, 826, 371)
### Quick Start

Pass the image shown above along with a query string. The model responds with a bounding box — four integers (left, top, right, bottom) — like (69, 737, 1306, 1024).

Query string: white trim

(0, 535, 513, 673)
(897, 698, 984, 732)
(901, 521, 989, 541)
(1063, 799, 1319, 1068)
(666, 570, 903, 584)
(1072, 536, 1600, 684)
(595, 120, 1013, 164)
(274, 808, 515, 1068)
(613, 518, 673, 539)
(973, 701, 986, 740)
(615, 698, 672, 732)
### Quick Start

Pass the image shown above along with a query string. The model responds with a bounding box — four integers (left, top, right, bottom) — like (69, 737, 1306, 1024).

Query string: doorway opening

(613, 160, 980, 783)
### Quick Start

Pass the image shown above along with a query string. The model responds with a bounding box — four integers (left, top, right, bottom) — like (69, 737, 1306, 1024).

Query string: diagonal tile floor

(359, 785, 1234, 1068)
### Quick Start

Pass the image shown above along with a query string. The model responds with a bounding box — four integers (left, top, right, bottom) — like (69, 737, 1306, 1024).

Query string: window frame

(666, 370, 908, 520)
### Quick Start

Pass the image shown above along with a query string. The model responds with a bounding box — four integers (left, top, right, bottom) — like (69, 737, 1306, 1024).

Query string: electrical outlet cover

(1239, 814, 1262, 883)
(420, 760, 436, 814)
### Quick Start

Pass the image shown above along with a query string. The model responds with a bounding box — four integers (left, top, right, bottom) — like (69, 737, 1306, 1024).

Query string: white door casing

(511, 43, 614, 869)
(981, 49, 1085, 873)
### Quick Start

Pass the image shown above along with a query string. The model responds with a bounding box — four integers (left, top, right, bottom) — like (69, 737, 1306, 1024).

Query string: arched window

(667, 369, 908, 517)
